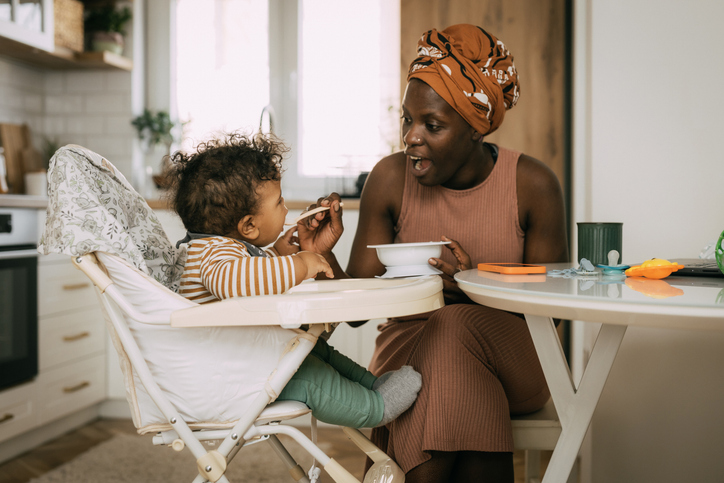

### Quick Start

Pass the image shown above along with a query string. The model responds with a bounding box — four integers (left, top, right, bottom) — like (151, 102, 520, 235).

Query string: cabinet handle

(62, 282, 90, 291)
(0, 413, 14, 424)
(63, 331, 90, 342)
(63, 381, 90, 393)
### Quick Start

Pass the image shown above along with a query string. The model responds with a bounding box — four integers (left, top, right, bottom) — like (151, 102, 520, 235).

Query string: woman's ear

(472, 131, 483, 142)
(237, 215, 260, 241)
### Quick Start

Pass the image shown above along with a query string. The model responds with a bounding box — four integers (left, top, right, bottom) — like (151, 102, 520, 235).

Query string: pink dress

(368, 145, 550, 472)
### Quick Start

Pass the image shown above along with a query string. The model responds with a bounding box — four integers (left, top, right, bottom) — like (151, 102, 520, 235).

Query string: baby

(166, 132, 421, 428)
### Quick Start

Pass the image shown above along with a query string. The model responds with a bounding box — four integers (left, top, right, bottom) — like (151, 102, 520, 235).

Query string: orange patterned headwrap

(408, 24, 519, 136)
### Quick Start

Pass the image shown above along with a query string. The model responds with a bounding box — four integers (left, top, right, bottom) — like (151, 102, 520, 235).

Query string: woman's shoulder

(364, 152, 406, 200)
(515, 153, 563, 196)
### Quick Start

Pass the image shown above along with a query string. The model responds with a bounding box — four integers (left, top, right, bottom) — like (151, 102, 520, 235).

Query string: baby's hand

(272, 226, 300, 256)
(295, 251, 334, 281)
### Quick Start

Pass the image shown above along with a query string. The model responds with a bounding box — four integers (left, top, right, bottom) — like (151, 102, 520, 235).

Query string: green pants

(278, 339, 384, 428)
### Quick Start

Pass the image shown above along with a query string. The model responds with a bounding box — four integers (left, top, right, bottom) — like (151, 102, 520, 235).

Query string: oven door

(0, 248, 38, 390)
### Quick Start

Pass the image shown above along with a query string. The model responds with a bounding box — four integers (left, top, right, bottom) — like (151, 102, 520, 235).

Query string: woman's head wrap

(408, 24, 519, 136)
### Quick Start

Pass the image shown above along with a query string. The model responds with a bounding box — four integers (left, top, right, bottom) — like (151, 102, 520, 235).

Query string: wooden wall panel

(400, 0, 569, 196)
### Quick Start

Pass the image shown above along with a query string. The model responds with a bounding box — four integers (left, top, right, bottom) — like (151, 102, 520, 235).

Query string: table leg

(524, 314, 627, 483)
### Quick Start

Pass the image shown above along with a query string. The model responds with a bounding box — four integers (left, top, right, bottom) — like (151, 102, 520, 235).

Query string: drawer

(37, 354, 106, 425)
(0, 381, 38, 444)
(38, 259, 98, 317)
(39, 306, 106, 371)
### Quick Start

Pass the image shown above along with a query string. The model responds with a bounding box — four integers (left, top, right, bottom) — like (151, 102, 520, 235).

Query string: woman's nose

(403, 125, 422, 147)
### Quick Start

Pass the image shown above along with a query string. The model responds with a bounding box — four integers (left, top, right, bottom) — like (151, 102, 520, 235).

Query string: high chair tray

(170, 275, 444, 329)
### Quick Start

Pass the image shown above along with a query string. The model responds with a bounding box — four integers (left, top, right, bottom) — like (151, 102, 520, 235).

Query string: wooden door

(400, 0, 570, 201)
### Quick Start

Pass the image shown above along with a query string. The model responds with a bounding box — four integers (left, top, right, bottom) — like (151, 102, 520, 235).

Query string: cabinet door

(0, 381, 38, 444)
(0, 0, 53, 51)
(38, 258, 98, 317)
(37, 354, 106, 424)
(39, 306, 105, 371)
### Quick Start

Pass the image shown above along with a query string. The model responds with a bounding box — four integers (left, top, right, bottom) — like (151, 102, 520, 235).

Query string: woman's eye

(401, 116, 411, 124)
(427, 123, 440, 131)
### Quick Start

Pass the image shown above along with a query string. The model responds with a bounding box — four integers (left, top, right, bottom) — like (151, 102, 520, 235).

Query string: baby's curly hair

(166, 132, 288, 235)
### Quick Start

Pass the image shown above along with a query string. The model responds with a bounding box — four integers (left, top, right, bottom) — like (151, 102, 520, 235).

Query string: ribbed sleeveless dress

(367, 146, 550, 472)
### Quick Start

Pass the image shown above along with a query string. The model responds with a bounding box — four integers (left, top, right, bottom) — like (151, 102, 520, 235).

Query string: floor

(0, 418, 551, 482)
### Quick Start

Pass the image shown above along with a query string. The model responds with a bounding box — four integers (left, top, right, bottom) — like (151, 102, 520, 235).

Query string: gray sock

(375, 365, 422, 426)
(372, 371, 393, 390)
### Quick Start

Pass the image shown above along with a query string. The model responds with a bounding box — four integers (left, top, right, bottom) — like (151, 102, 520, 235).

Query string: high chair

(38, 145, 444, 483)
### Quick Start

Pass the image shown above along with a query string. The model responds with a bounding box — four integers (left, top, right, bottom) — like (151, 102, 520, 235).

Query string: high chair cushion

(99, 253, 299, 432)
(38, 145, 186, 292)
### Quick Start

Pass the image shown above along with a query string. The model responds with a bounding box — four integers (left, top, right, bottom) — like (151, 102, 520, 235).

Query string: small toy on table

(625, 258, 684, 279)
(596, 249, 630, 275)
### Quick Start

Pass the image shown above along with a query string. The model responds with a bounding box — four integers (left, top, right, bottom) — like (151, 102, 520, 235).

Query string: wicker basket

(54, 0, 84, 52)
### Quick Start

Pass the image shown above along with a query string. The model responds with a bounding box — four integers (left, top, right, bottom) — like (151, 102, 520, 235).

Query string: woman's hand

(428, 235, 474, 304)
(296, 193, 344, 256)
(272, 226, 300, 256)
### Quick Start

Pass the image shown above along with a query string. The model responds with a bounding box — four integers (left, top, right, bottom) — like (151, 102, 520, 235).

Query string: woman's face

(401, 79, 482, 189)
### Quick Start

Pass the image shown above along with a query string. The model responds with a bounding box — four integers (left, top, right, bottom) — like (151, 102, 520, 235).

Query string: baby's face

(254, 179, 288, 247)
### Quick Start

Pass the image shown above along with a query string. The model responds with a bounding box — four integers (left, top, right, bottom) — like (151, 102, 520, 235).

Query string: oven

(0, 208, 38, 391)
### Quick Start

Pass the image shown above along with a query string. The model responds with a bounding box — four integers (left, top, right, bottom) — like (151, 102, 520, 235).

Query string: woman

(299, 24, 568, 482)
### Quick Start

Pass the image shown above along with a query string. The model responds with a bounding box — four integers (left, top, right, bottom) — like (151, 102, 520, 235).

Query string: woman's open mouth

(410, 156, 432, 176)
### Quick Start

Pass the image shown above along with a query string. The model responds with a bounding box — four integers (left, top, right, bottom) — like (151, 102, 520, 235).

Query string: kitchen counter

(0, 195, 49, 209)
(147, 198, 361, 211)
(0, 195, 361, 211)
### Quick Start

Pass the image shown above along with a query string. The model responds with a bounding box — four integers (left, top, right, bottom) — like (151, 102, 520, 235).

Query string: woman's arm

(517, 154, 570, 263)
(346, 153, 406, 278)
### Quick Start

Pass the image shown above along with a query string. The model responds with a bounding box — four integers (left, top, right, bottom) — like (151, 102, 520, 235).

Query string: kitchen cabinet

(0, 252, 106, 450)
(36, 253, 106, 421)
(0, 0, 54, 52)
(0, 0, 133, 71)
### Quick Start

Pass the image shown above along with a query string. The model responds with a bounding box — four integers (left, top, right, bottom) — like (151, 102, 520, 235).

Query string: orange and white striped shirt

(179, 236, 296, 304)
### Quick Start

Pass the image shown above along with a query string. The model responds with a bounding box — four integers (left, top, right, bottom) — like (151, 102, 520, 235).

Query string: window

(175, 0, 270, 151)
(174, 0, 400, 200)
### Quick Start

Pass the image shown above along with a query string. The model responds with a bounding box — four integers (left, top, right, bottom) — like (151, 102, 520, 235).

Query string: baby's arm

(292, 251, 334, 284)
(199, 238, 298, 297)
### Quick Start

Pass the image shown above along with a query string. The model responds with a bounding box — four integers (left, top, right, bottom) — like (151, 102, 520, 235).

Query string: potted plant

(131, 109, 178, 155)
(131, 109, 181, 189)
(84, 4, 132, 55)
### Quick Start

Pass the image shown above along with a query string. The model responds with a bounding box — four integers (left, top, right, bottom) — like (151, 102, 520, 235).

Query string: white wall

(574, 0, 724, 481)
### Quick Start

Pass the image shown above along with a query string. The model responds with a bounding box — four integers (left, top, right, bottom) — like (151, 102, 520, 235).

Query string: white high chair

(39, 145, 444, 483)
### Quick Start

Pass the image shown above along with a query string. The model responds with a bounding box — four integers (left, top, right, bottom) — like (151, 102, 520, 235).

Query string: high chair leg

(341, 428, 405, 483)
(253, 425, 360, 482)
(266, 435, 311, 482)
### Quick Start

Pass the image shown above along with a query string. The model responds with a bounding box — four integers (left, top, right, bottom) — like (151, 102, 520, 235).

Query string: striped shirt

(179, 236, 296, 304)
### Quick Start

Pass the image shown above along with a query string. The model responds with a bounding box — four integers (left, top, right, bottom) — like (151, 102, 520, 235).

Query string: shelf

(0, 35, 132, 71)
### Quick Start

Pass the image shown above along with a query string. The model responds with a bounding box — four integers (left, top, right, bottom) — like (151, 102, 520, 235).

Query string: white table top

(456, 263, 724, 331)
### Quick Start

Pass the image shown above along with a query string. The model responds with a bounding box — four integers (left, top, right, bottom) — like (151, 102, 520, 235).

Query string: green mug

(577, 222, 623, 267)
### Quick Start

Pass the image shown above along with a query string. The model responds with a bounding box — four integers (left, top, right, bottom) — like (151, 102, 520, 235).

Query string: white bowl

(368, 241, 451, 272)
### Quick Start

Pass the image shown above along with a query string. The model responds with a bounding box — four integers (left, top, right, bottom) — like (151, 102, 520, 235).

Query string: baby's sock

(372, 371, 393, 390)
(375, 365, 422, 426)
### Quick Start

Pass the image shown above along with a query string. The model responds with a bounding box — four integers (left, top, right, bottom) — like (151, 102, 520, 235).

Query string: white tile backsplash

(42, 116, 66, 136)
(44, 72, 65, 93)
(105, 72, 132, 92)
(0, 58, 135, 183)
(84, 93, 132, 114)
(104, 115, 136, 136)
(65, 71, 107, 93)
(66, 116, 105, 135)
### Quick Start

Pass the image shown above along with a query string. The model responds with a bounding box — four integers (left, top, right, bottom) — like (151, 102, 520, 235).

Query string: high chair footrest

(256, 400, 311, 425)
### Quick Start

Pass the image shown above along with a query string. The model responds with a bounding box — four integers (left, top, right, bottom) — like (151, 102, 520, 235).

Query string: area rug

(29, 434, 316, 483)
